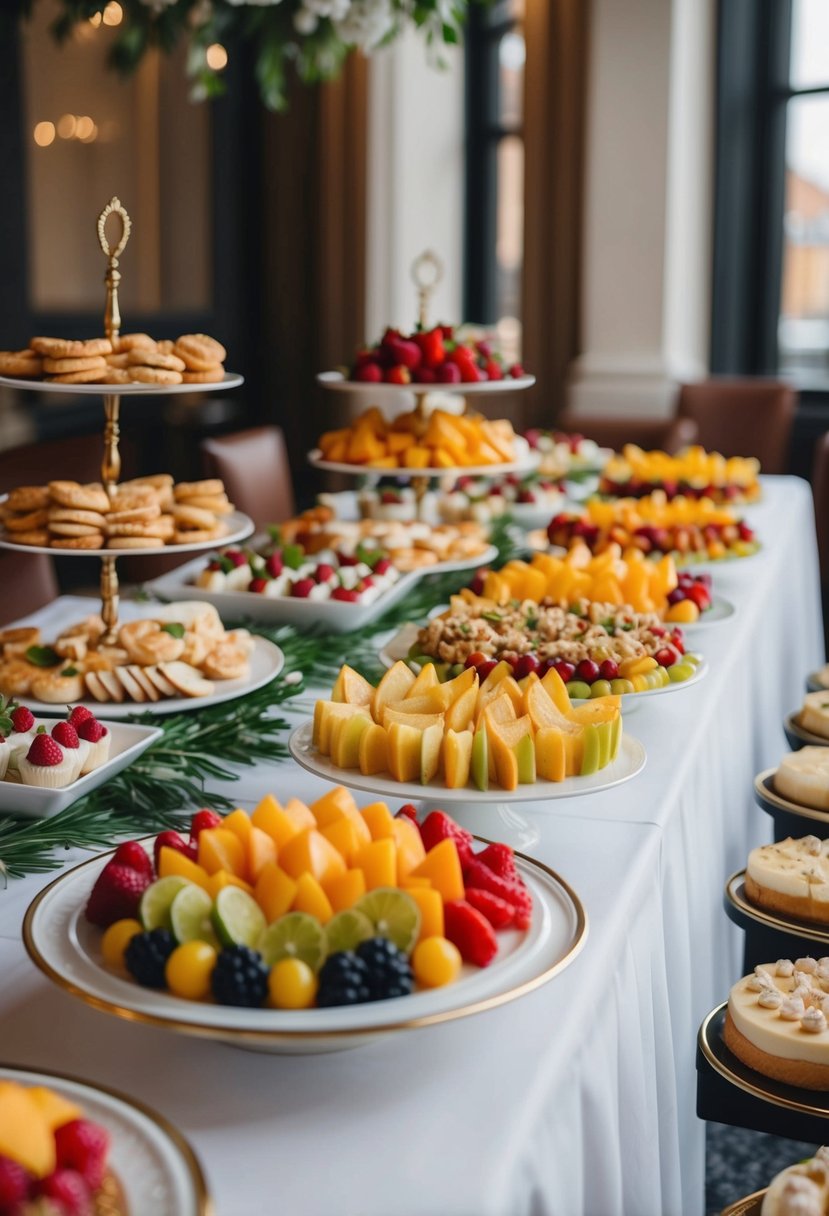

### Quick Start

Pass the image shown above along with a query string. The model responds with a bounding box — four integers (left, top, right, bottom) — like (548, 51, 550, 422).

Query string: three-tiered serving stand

(0, 198, 253, 643)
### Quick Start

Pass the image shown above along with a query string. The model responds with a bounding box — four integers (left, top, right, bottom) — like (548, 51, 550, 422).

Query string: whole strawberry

(420, 811, 473, 866)
(77, 719, 107, 744)
(189, 809, 223, 842)
(462, 858, 532, 929)
(26, 734, 65, 767)
(0, 1153, 32, 1206)
(154, 830, 196, 871)
(67, 706, 95, 728)
(85, 861, 151, 928)
(443, 899, 498, 967)
(54, 1120, 110, 1190)
(38, 1168, 93, 1216)
(9, 705, 34, 733)
(112, 840, 153, 880)
(464, 887, 515, 928)
(475, 841, 518, 881)
(51, 721, 79, 750)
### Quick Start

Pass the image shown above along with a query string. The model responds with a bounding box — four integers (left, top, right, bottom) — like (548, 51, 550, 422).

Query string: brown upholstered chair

(676, 379, 796, 473)
(555, 412, 699, 455)
(201, 427, 296, 529)
(0, 553, 58, 626)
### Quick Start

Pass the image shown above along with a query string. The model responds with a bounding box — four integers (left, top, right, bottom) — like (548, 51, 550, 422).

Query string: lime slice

(170, 884, 218, 947)
(355, 888, 421, 953)
(325, 909, 374, 955)
(257, 912, 327, 972)
(139, 876, 190, 931)
(211, 887, 267, 949)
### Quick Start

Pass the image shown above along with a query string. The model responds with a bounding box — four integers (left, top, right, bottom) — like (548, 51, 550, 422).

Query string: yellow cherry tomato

(412, 936, 462, 988)
(268, 959, 318, 1009)
(101, 919, 143, 969)
(165, 941, 218, 1001)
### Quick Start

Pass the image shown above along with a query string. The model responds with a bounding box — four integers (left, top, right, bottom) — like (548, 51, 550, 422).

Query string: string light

(57, 114, 77, 139)
(102, 1, 123, 24)
(206, 43, 228, 70)
(33, 121, 56, 147)
(75, 116, 95, 140)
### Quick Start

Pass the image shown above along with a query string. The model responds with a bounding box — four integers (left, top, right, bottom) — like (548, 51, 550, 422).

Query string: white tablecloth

(0, 475, 824, 1216)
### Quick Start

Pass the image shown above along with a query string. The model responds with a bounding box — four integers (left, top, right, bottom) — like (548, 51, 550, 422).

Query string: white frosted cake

(762, 1146, 829, 1215)
(745, 835, 829, 923)
(775, 748, 829, 811)
(801, 691, 829, 741)
(725, 959, 829, 1089)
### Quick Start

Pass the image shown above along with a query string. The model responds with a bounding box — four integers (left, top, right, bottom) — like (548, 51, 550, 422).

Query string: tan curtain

(521, 0, 590, 428)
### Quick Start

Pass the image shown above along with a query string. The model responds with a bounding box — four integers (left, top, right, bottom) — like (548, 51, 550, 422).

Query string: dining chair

(676, 379, 797, 473)
(554, 411, 699, 455)
(201, 426, 296, 528)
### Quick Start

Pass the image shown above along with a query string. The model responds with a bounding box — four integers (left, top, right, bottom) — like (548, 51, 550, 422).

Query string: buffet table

(0, 475, 824, 1216)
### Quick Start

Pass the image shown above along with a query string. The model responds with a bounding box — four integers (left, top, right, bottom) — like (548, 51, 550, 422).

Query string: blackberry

(124, 929, 176, 988)
(316, 951, 371, 1007)
(211, 945, 269, 1008)
(356, 937, 414, 1001)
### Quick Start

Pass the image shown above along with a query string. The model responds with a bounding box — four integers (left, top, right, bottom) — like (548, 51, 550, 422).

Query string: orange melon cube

(27, 1087, 81, 1133)
(400, 875, 432, 889)
(311, 786, 360, 827)
(360, 801, 395, 840)
(252, 796, 316, 850)
(292, 872, 334, 922)
(354, 837, 398, 890)
(198, 828, 245, 877)
(158, 846, 211, 892)
(251, 794, 285, 843)
(0, 1083, 55, 1178)
(321, 815, 365, 864)
(324, 867, 367, 912)
(222, 808, 253, 849)
(254, 862, 298, 923)
(279, 828, 347, 887)
(205, 870, 254, 898)
(406, 887, 445, 942)
(391, 817, 426, 881)
(247, 825, 278, 882)
(411, 839, 464, 902)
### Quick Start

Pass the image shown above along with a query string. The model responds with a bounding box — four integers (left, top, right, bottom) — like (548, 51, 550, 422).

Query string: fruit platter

(540, 494, 760, 565)
(436, 472, 566, 529)
(23, 794, 587, 1053)
(0, 701, 160, 818)
(599, 445, 762, 504)
(524, 429, 611, 479)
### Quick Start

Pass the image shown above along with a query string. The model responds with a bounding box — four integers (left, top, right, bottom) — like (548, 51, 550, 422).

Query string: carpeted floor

(705, 1122, 820, 1214)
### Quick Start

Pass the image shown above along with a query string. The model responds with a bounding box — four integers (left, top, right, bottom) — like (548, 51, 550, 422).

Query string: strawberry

(436, 363, 462, 384)
(420, 810, 473, 866)
(462, 858, 532, 929)
(291, 578, 315, 598)
(67, 705, 95, 728)
(265, 552, 283, 578)
(395, 803, 419, 826)
(413, 326, 445, 369)
(77, 719, 107, 744)
(315, 563, 335, 583)
(113, 840, 153, 879)
(9, 705, 34, 732)
(509, 363, 526, 378)
(38, 1168, 93, 1216)
(443, 900, 498, 967)
(475, 841, 518, 881)
(413, 366, 437, 384)
(85, 862, 151, 928)
(439, 323, 454, 340)
(484, 359, 503, 381)
(51, 721, 79, 749)
(464, 887, 515, 928)
(0, 1154, 32, 1206)
(54, 1120, 110, 1190)
(354, 361, 382, 383)
(448, 343, 476, 367)
(249, 577, 269, 594)
(384, 365, 411, 386)
(26, 734, 65, 766)
(331, 587, 360, 602)
(189, 809, 223, 841)
(373, 558, 393, 575)
(154, 830, 196, 871)
(459, 361, 483, 383)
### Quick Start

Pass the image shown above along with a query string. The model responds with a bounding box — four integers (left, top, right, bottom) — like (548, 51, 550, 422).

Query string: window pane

(498, 30, 525, 127)
(21, 0, 212, 316)
(495, 135, 523, 341)
(790, 0, 829, 90)
(778, 94, 829, 373)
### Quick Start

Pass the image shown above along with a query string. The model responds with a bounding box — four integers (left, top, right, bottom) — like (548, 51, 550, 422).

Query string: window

(464, 0, 525, 357)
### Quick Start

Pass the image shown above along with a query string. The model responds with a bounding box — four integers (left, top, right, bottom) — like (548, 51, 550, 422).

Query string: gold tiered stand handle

(411, 249, 444, 329)
(96, 197, 132, 642)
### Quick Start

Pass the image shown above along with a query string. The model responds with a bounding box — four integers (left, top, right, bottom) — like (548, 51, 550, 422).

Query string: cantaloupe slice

(323, 867, 367, 912)
(254, 863, 298, 923)
(0, 1084, 55, 1178)
(279, 828, 347, 887)
(411, 839, 464, 902)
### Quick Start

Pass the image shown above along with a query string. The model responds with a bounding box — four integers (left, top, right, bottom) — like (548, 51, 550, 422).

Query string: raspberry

(9, 705, 34, 732)
(125, 929, 176, 988)
(420, 811, 473, 867)
(26, 734, 65, 766)
(211, 945, 269, 1007)
(462, 858, 532, 930)
(464, 887, 515, 928)
(54, 1119, 110, 1190)
(38, 1168, 93, 1216)
(112, 840, 153, 879)
(474, 842, 518, 881)
(0, 1153, 32, 1205)
(77, 719, 107, 743)
(85, 861, 151, 928)
(154, 829, 197, 871)
(68, 705, 96, 727)
(51, 721, 80, 749)
(189, 809, 223, 842)
(443, 900, 499, 967)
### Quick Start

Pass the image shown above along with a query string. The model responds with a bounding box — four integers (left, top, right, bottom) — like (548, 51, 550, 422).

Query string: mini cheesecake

(801, 692, 829, 741)
(745, 836, 829, 924)
(775, 747, 829, 811)
(725, 959, 829, 1090)
(761, 1145, 829, 1215)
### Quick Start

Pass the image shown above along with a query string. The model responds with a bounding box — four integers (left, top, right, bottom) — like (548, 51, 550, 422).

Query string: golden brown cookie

(178, 494, 233, 514)
(31, 670, 84, 704)
(48, 508, 108, 529)
(42, 355, 107, 374)
(174, 334, 226, 371)
(172, 503, 217, 530)
(0, 658, 34, 696)
(9, 529, 49, 547)
(182, 367, 225, 384)
(6, 486, 50, 512)
(31, 337, 112, 358)
(157, 340, 176, 355)
(174, 479, 225, 500)
(122, 473, 174, 494)
(48, 522, 103, 538)
(49, 481, 110, 512)
(0, 627, 40, 656)
(172, 526, 227, 545)
(4, 509, 49, 532)
(102, 368, 132, 385)
(129, 366, 183, 385)
(107, 518, 170, 538)
(105, 352, 131, 368)
(0, 350, 43, 378)
(50, 534, 105, 550)
(106, 535, 165, 549)
(126, 349, 185, 373)
(45, 368, 108, 385)
(107, 503, 161, 525)
(113, 333, 156, 352)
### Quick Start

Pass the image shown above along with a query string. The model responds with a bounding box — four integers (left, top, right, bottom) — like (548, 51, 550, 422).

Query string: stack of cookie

(34, 338, 112, 384)
(47, 482, 111, 549)
(1, 486, 52, 547)
(172, 479, 234, 544)
(0, 331, 228, 386)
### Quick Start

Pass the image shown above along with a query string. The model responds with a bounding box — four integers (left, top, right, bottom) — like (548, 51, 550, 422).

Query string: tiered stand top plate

(0, 505, 255, 558)
(307, 449, 541, 480)
(0, 371, 244, 395)
(316, 370, 536, 395)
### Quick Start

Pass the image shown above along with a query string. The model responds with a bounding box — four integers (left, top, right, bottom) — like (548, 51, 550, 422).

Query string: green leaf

(61, 667, 80, 677)
(25, 646, 61, 668)
(160, 623, 186, 639)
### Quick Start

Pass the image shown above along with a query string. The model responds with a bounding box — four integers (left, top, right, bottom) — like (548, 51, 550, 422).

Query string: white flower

(333, 0, 395, 50)
(294, 5, 319, 30)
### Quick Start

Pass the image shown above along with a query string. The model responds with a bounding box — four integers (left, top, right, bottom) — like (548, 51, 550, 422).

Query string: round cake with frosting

(761, 1146, 829, 1215)
(745, 835, 829, 924)
(724, 958, 829, 1089)
(775, 748, 829, 811)
(800, 692, 829, 741)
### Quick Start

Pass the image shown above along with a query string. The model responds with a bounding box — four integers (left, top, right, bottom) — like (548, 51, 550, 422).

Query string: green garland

(0, 526, 518, 879)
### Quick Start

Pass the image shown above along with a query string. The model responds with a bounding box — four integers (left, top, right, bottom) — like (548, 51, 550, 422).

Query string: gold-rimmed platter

(23, 835, 587, 1055)
(724, 870, 829, 944)
(0, 1062, 211, 1214)
(719, 1189, 766, 1216)
(0, 371, 244, 396)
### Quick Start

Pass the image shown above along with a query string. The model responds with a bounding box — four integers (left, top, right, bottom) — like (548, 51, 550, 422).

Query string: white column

(567, 0, 715, 418)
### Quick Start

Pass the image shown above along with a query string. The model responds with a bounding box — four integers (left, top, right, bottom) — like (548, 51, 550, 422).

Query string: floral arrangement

(9, 0, 469, 110)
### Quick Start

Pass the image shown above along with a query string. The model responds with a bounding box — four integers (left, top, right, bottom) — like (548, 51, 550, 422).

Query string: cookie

(120, 474, 174, 495)
(126, 349, 185, 372)
(48, 522, 104, 538)
(48, 509, 108, 528)
(178, 494, 233, 514)
(107, 518, 170, 538)
(172, 503, 217, 530)
(113, 333, 156, 352)
(46, 368, 108, 385)
(31, 337, 112, 358)
(42, 355, 107, 374)
(174, 479, 225, 500)
(156, 340, 176, 355)
(102, 368, 132, 385)
(4, 509, 49, 532)
(49, 481, 110, 512)
(50, 534, 105, 550)
(174, 334, 226, 371)
(182, 367, 224, 384)
(0, 658, 34, 696)
(0, 350, 43, 378)
(129, 366, 183, 385)
(105, 536, 165, 549)
(105, 352, 131, 368)
(0, 627, 40, 656)
(7, 486, 49, 512)
(172, 526, 227, 545)
(9, 529, 49, 547)
(106, 503, 161, 525)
